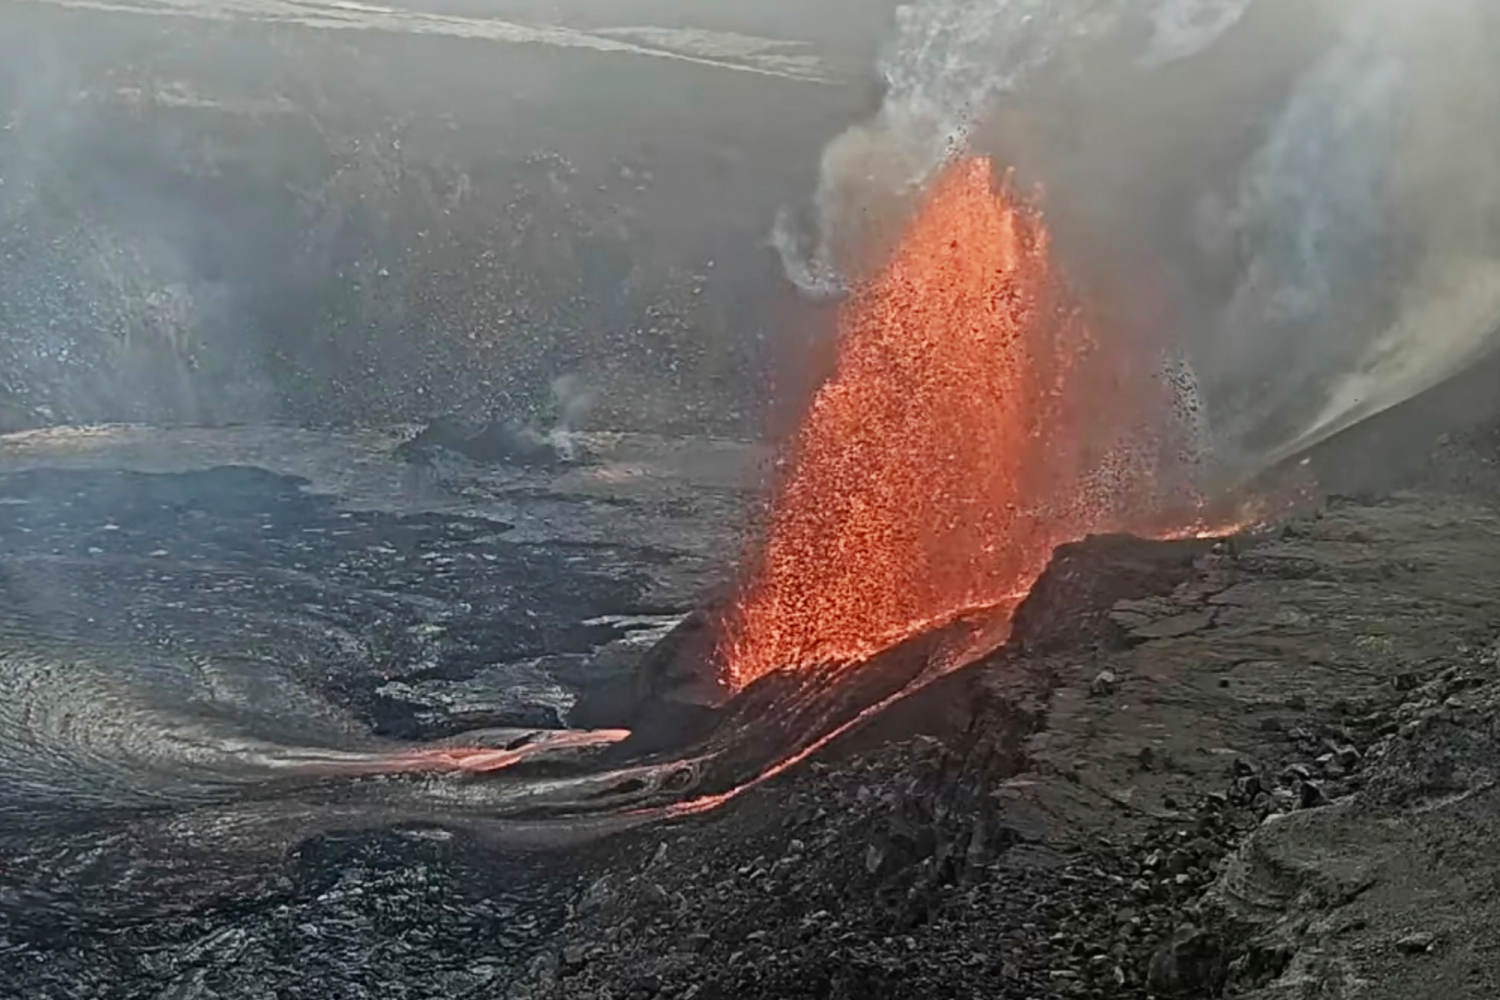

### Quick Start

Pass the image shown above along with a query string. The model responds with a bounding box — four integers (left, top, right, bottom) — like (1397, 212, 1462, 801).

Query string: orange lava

(376, 729, 632, 774)
(720, 157, 1205, 689)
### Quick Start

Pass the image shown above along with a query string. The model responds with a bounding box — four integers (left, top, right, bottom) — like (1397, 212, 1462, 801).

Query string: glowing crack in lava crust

(720, 157, 1211, 689)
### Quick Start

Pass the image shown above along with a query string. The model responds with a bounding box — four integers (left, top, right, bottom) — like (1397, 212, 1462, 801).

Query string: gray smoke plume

(779, 0, 1500, 475)
(1221, 0, 1500, 466)
(546, 373, 597, 462)
(774, 0, 1253, 298)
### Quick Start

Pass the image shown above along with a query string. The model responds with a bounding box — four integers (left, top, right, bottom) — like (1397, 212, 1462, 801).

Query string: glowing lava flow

(720, 157, 1205, 689)
(377, 729, 633, 774)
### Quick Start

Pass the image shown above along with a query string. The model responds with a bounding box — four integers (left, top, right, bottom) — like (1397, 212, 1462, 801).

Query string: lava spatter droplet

(720, 157, 1207, 689)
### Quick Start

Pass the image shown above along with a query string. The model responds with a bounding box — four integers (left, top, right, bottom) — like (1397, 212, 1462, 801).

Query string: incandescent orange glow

(720, 157, 1206, 689)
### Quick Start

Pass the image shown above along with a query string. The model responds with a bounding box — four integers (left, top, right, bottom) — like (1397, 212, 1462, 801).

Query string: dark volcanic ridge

(505, 493, 1500, 1000)
(3, 415, 1500, 999)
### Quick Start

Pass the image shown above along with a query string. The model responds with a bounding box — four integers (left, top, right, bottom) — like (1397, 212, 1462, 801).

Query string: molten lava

(721, 157, 1204, 689)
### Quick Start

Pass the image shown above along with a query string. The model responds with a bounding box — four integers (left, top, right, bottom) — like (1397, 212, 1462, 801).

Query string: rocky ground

(508, 487, 1500, 1000)
(3, 419, 1500, 998)
(0, 426, 754, 997)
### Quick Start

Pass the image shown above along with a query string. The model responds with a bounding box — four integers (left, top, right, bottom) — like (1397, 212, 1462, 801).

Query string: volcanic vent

(720, 156, 1212, 689)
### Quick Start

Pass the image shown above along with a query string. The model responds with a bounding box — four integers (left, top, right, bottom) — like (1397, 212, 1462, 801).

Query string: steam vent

(3, 1, 1500, 998)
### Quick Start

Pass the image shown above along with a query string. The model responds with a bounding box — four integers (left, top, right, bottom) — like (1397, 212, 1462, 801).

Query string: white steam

(1204, 0, 1500, 467)
(1203, 27, 1407, 459)
(780, 0, 1500, 475)
(546, 373, 597, 462)
(1139, 0, 1254, 66)
(775, 0, 1251, 296)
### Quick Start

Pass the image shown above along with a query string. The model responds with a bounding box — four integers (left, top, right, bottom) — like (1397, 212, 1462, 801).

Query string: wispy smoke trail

(1204, 28, 1407, 460)
(546, 373, 597, 462)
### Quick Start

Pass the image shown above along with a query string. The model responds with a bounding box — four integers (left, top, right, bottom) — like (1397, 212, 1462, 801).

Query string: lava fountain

(720, 156, 1209, 689)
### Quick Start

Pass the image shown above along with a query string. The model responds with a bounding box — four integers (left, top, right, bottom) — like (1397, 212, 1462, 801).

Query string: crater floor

(3, 424, 1499, 999)
(515, 491, 1500, 1000)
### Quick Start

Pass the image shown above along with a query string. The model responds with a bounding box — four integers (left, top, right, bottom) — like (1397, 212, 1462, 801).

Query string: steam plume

(547, 374, 597, 462)
(774, 0, 1253, 298)
(778, 0, 1500, 473)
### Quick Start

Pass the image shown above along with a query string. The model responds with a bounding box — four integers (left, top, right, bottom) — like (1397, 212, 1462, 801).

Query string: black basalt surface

(0, 464, 656, 738)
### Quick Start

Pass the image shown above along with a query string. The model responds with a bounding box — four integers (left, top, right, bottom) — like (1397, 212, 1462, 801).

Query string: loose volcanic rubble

(507, 491, 1500, 1000)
